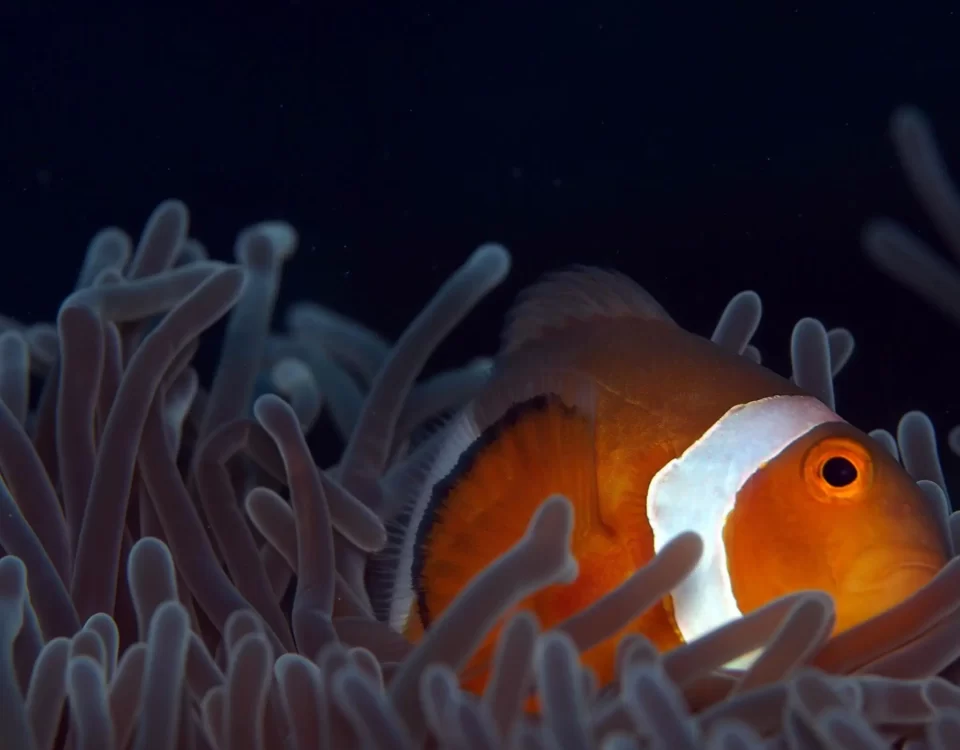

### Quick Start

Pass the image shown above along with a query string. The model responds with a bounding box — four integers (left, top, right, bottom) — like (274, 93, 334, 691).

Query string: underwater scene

(5, 6, 960, 750)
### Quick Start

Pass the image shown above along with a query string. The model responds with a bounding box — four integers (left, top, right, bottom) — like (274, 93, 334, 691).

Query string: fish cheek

(723, 461, 836, 615)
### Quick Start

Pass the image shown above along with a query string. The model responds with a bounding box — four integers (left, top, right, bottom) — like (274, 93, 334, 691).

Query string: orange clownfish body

(385, 267, 948, 693)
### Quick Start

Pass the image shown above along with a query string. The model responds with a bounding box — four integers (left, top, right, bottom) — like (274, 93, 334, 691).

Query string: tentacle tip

(0, 328, 27, 357)
(859, 217, 903, 255)
(900, 409, 933, 426)
(802, 589, 836, 616)
(528, 494, 575, 542)
(557, 558, 579, 584)
(284, 302, 314, 331)
(891, 104, 929, 138)
(0, 554, 28, 588)
(795, 316, 828, 334)
(150, 599, 190, 633)
(155, 197, 190, 216)
(236, 222, 299, 267)
(57, 297, 100, 326)
(470, 242, 512, 279)
(252, 392, 288, 424)
(674, 529, 705, 560)
(259, 221, 299, 259)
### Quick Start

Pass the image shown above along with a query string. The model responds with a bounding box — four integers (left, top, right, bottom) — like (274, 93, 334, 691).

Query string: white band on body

(646, 395, 843, 655)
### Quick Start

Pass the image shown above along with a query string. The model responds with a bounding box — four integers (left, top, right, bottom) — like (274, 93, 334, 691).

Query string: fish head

(724, 421, 948, 635)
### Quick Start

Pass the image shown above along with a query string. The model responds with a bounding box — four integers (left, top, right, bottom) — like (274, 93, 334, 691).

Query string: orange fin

(412, 390, 604, 628)
(502, 265, 676, 353)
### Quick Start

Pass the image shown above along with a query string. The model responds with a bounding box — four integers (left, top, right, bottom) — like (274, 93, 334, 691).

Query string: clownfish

(385, 267, 948, 691)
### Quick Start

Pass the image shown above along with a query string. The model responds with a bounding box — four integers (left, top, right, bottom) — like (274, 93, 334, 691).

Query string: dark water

(4, 4, 959, 489)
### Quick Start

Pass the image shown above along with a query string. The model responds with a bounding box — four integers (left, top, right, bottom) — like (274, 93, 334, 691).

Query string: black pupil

(822, 456, 858, 488)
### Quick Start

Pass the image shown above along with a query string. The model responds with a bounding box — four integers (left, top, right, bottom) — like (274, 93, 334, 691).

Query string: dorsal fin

(502, 265, 676, 353)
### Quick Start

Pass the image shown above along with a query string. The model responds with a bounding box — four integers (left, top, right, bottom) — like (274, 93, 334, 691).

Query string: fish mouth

(843, 561, 940, 596)
(842, 543, 943, 594)
(836, 558, 940, 632)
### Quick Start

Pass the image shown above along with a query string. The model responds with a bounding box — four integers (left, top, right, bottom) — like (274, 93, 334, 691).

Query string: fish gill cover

(1, 105, 960, 749)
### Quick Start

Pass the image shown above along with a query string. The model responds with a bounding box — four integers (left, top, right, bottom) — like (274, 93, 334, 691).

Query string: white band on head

(647, 395, 843, 652)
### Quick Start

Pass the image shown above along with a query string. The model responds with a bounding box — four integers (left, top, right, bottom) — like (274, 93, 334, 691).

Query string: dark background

(3, 4, 960, 488)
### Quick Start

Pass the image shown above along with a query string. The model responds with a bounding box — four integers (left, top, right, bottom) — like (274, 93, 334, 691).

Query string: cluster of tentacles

(2, 106, 960, 750)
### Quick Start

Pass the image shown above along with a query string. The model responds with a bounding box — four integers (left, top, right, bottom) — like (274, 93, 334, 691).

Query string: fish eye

(821, 455, 858, 488)
(802, 436, 872, 504)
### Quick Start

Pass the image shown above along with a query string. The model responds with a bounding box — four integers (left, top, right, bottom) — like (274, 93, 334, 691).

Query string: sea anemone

(3, 107, 960, 750)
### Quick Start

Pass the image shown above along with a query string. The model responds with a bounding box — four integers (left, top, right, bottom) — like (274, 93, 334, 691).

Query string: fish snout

(837, 547, 942, 631)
